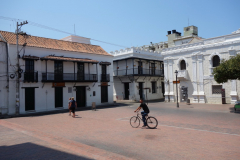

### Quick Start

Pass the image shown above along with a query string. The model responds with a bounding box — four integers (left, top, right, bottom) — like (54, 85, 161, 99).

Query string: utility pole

(16, 20, 28, 114)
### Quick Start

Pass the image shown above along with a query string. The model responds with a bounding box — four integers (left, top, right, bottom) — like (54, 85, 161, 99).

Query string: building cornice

(112, 47, 163, 61)
(162, 32, 240, 56)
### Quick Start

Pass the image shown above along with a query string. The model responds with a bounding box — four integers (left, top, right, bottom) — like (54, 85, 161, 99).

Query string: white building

(111, 26, 240, 104)
(0, 31, 113, 115)
(163, 26, 240, 104)
(110, 48, 165, 102)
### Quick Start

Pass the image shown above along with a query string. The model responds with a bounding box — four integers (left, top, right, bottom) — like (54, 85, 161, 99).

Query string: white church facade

(163, 26, 240, 104)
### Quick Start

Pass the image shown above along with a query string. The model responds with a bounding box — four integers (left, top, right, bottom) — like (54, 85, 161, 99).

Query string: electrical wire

(0, 16, 129, 48)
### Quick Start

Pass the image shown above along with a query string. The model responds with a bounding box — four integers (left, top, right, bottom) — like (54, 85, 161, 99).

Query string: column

(198, 54, 205, 103)
(164, 60, 169, 102)
(229, 49, 237, 104)
(168, 59, 174, 102)
(192, 55, 198, 103)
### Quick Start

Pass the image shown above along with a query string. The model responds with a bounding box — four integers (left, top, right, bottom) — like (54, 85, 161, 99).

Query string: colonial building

(0, 31, 113, 115)
(111, 26, 240, 104)
(110, 48, 164, 102)
(162, 26, 240, 104)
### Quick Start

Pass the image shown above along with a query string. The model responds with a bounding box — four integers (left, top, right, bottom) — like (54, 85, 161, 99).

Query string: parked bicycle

(130, 111, 158, 129)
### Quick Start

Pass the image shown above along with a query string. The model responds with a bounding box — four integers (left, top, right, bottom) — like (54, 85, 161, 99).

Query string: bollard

(187, 99, 190, 105)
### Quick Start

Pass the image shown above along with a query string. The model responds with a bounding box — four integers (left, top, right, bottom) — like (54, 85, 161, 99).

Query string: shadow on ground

(0, 142, 93, 160)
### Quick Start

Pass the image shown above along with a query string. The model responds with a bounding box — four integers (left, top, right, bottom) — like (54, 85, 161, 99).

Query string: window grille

(212, 85, 222, 94)
(180, 60, 186, 70)
(152, 82, 156, 93)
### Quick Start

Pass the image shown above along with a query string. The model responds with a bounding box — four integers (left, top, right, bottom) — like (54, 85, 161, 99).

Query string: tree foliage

(213, 54, 240, 83)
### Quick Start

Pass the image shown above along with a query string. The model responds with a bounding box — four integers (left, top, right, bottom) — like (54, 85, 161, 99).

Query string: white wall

(1, 44, 113, 115)
(163, 32, 240, 104)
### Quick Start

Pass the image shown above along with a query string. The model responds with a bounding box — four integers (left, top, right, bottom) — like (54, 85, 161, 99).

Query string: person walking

(69, 97, 77, 118)
(68, 97, 72, 116)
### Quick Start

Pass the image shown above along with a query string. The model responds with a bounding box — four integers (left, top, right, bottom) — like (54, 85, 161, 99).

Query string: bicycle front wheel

(146, 117, 158, 129)
(130, 116, 140, 128)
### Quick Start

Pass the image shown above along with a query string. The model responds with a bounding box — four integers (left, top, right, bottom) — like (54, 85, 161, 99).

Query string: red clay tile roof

(0, 31, 112, 56)
(40, 56, 99, 63)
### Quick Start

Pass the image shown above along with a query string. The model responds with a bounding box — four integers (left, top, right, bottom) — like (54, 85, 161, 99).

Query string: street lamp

(175, 70, 179, 108)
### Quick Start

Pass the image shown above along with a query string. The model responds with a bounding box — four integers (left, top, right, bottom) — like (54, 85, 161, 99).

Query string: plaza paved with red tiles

(1, 102, 240, 160)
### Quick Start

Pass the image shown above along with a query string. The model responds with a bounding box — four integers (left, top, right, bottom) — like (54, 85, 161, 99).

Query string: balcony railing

(24, 71, 38, 82)
(113, 68, 164, 77)
(42, 73, 98, 82)
(101, 74, 110, 82)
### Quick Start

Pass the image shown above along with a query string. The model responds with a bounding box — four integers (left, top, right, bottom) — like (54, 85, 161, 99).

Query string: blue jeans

(141, 111, 148, 126)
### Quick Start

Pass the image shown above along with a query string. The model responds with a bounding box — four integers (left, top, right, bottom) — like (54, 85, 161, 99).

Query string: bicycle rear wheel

(130, 116, 140, 128)
(146, 117, 158, 129)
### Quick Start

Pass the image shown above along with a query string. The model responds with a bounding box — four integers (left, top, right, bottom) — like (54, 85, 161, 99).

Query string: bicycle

(130, 112, 158, 129)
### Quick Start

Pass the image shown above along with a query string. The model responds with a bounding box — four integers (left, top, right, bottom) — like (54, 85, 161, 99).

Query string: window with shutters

(152, 82, 156, 93)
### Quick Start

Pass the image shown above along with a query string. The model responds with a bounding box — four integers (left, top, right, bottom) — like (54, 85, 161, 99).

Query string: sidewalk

(1, 99, 237, 119)
(0, 103, 129, 119)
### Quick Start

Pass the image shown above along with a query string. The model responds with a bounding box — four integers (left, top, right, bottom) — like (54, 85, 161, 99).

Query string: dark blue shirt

(140, 103, 149, 113)
(71, 100, 76, 108)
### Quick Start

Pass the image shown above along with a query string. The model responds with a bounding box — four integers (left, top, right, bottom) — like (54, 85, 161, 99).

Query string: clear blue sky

(1, 0, 240, 53)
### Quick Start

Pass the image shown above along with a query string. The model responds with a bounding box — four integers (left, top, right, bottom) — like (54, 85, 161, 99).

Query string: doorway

(139, 82, 143, 99)
(25, 88, 35, 111)
(124, 83, 129, 100)
(55, 87, 63, 108)
(161, 82, 165, 97)
(76, 86, 86, 107)
(54, 61, 63, 81)
(77, 63, 85, 81)
(101, 86, 108, 103)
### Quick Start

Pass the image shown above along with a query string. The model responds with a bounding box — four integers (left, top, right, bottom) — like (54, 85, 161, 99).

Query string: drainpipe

(5, 43, 9, 115)
(16, 22, 20, 114)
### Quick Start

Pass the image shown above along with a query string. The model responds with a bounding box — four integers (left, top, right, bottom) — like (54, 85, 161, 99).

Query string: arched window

(180, 60, 186, 70)
(212, 55, 220, 67)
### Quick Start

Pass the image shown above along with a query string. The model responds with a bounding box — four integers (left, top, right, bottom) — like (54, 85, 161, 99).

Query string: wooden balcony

(42, 73, 98, 82)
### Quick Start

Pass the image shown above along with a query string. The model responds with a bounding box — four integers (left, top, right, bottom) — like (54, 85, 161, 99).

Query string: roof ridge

(0, 30, 112, 56)
(0, 30, 101, 47)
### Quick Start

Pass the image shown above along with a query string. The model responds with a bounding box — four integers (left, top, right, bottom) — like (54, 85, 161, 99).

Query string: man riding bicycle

(134, 99, 150, 128)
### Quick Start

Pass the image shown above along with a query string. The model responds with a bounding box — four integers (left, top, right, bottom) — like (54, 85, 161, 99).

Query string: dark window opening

(180, 60, 186, 70)
(77, 63, 84, 80)
(212, 55, 220, 67)
(25, 60, 34, 72)
(152, 82, 156, 93)
(151, 63, 155, 75)
(54, 61, 63, 81)
(138, 61, 143, 74)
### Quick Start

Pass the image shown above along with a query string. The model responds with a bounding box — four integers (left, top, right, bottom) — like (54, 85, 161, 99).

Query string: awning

(99, 61, 111, 65)
(40, 56, 99, 63)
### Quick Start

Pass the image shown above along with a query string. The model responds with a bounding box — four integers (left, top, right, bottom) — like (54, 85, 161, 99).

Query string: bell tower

(184, 26, 198, 36)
